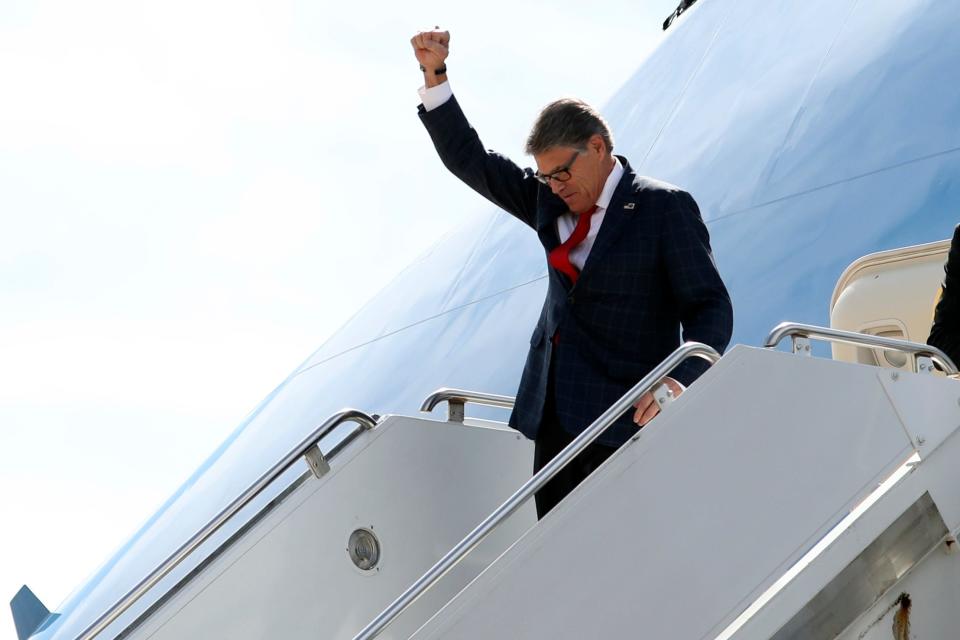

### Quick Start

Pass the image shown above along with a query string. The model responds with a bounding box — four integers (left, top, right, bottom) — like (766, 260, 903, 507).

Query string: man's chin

(562, 195, 584, 212)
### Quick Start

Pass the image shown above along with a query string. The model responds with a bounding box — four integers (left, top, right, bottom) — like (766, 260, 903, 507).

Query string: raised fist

(410, 29, 450, 70)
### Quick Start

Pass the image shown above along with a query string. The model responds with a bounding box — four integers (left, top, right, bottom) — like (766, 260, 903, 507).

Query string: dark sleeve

(928, 224, 960, 368)
(419, 96, 541, 228)
(661, 191, 734, 386)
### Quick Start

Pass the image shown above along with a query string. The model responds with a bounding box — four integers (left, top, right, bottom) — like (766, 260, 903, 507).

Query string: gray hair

(525, 98, 614, 156)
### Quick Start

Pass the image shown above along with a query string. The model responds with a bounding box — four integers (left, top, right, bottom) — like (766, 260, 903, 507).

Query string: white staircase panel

(121, 415, 534, 640)
(877, 367, 960, 457)
(408, 346, 918, 640)
(728, 383, 960, 640)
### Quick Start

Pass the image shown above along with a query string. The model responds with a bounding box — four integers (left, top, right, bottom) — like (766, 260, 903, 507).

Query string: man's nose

(547, 178, 565, 195)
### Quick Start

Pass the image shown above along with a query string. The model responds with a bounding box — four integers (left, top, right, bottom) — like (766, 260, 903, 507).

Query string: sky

(0, 0, 678, 636)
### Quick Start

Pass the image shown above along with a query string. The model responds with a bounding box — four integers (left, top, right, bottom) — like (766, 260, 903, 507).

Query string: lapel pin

(623, 202, 636, 210)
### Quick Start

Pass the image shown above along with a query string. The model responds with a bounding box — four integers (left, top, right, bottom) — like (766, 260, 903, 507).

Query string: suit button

(567, 294, 575, 304)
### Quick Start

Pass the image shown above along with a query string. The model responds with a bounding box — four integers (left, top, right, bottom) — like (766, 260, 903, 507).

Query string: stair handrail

(353, 341, 721, 640)
(420, 388, 516, 422)
(764, 321, 958, 374)
(75, 408, 378, 640)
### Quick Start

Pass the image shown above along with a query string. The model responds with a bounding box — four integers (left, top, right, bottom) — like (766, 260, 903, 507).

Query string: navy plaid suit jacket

(420, 96, 733, 447)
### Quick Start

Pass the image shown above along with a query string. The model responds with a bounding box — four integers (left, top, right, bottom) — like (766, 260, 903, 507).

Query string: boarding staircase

(354, 325, 960, 640)
(12, 406, 537, 640)
(12, 322, 960, 640)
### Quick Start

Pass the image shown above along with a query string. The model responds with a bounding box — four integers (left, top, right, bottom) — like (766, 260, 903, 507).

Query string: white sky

(0, 0, 676, 636)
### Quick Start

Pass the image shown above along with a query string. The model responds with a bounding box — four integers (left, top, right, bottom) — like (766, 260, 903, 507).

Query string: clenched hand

(410, 29, 450, 71)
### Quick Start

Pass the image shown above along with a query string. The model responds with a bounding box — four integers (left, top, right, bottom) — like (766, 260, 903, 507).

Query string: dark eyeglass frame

(534, 150, 581, 185)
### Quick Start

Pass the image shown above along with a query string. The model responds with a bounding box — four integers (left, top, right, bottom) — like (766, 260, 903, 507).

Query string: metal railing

(353, 342, 722, 640)
(420, 388, 516, 422)
(76, 409, 378, 640)
(764, 322, 958, 375)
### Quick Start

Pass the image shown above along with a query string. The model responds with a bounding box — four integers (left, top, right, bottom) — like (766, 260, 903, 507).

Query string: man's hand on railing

(632, 376, 683, 425)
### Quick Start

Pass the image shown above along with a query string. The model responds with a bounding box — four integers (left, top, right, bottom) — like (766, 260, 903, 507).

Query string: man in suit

(928, 225, 960, 366)
(412, 29, 733, 518)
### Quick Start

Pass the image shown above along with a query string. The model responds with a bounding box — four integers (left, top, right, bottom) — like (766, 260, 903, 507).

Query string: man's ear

(589, 134, 606, 156)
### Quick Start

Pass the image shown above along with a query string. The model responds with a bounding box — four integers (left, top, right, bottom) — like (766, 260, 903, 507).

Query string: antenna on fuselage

(663, 0, 700, 30)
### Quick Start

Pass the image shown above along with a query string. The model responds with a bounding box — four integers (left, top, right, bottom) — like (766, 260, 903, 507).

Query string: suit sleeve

(661, 191, 734, 386)
(928, 224, 960, 368)
(419, 96, 540, 228)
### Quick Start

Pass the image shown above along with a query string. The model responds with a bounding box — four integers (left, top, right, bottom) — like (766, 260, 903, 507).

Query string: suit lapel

(576, 158, 639, 288)
(534, 192, 574, 291)
(535, 193, 568, 253)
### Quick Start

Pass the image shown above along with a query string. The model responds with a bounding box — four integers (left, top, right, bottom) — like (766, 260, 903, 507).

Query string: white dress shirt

(555, 158, 623, 270)
(419, 81, 454, 112)
(419, 81, 623, 269)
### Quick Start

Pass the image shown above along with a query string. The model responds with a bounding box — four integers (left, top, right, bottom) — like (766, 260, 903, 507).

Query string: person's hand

(410, 28, 450, 70)
(632, 377, 684, 426)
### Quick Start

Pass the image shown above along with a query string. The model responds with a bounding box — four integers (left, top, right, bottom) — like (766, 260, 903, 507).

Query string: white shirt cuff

(418, 81, 453, 112)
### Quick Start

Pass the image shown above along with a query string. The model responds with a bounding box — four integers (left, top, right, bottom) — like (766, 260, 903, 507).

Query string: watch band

(420, 64, 447, 75)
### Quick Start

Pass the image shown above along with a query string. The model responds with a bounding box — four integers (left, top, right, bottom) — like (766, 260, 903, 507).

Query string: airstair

(12, 405, 537, 640)
(13, 323, 960, 640)
(352, 325, 960, 640)
(13, 321, 960, 640)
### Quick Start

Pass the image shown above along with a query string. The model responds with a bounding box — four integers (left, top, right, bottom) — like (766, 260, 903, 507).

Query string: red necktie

(548, 205, 598, 286)
(549, 205, 598, 347)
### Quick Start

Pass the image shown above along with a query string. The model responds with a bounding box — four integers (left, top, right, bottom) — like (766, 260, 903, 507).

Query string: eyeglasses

(534, 150, 581, 185)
